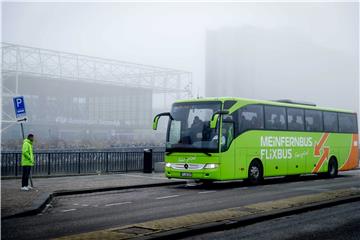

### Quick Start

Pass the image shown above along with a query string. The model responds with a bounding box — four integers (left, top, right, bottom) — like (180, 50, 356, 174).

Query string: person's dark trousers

(22, 166, 31, 187)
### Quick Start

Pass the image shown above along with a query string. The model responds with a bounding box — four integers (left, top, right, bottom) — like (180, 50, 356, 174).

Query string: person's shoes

(27, 186, 33, 190)
(21, 187, 29, 191)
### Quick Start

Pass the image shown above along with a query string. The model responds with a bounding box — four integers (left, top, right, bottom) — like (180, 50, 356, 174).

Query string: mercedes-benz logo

(184, 164, 189, 169)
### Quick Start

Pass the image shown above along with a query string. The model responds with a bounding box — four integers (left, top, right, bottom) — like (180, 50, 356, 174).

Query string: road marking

(73, 203, 79, 206)
(122, 174, 170, 180)
(198, 191, 216, 194)
(295, 187, 330, 192)
(61, 209, 77, 213)
(156, 195, 180, 200)
(105, 202, 132, 207)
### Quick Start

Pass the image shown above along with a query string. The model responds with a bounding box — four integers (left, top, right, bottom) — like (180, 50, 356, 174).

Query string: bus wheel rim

(250, 166, 259, 178)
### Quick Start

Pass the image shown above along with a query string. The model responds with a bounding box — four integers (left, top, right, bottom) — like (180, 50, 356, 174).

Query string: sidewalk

(1, 172, 185, 219)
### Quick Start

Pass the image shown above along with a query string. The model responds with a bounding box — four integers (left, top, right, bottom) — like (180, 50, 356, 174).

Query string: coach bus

(152, 98, 358, 184)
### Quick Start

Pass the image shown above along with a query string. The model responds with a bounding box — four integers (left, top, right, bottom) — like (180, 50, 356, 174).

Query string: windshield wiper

(201, 151, 212, 156)
(165, 148, 212, 156)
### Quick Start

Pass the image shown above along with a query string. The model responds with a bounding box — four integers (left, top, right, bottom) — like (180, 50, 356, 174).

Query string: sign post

(20, 121, 25, 139)
(13, 96, 34, 187)
(13, 96, 27, 139)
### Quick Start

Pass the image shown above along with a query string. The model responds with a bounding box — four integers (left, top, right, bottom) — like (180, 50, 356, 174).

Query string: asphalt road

(2, 170, 360, 240)
(188, 201, 360, 240)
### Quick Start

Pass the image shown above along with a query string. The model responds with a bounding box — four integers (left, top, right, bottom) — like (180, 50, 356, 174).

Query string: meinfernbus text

(152, 97, 358, 184)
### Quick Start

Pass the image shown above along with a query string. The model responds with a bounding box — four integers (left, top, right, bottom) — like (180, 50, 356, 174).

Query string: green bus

(153, 97, 358, 184)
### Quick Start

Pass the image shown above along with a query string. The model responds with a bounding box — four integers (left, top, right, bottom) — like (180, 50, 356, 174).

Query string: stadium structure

(1, 43, 192, 149)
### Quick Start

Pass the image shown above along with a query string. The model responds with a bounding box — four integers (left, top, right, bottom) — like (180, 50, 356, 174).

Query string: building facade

(2, 43, 192, 149)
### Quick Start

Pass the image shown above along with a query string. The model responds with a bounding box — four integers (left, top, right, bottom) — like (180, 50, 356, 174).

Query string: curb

(3, 168, 359, 180)
(1, 180, 187, 220)
(1, 173, 103, 180)
(1, 191, 54, 220)
(1, 171, 155, 180)
(139, 194, 360, 240)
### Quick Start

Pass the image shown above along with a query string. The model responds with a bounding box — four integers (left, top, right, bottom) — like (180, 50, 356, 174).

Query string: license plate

(180, 172, 192, 177)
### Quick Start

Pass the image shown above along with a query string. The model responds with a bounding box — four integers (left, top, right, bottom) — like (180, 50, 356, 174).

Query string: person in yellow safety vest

(21, 134, 34, 191)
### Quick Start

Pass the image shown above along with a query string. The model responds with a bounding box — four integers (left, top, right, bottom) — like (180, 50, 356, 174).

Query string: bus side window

(264, 106, 286, 130)
(324, 111, 338, 132)
(305, 110, 323, 132)
(235, 105, 264, 135)
(339, 113, 358, 133)
(287, 108, 304, 131)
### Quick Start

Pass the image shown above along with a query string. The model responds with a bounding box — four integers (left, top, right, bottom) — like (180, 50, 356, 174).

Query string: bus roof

(174, 97, 356, 114)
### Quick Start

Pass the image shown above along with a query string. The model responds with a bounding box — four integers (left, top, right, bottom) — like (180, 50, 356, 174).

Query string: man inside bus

(222, 116, 234, 150)
(273, 115, 283, 129)
(211, 116, 234, 150)
(240, 114, 249, 131)
(190, 116, 204, 142)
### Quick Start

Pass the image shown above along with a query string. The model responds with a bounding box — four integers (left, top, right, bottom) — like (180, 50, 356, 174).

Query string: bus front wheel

(327, 158, 338, 178)
(247, 160, 263, 185)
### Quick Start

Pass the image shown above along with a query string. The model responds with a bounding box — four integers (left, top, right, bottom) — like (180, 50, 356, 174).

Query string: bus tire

(247, 160, 263, 185)
(327, 157, 338, 178)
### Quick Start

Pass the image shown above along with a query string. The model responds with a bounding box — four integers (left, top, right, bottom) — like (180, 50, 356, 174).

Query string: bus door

(220, 118, 235, 179)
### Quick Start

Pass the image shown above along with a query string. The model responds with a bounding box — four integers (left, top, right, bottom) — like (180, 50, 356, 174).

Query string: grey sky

(2, 2, 359, 114)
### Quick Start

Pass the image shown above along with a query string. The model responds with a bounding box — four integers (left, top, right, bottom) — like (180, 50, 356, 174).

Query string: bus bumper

(165, 167, 221, 180)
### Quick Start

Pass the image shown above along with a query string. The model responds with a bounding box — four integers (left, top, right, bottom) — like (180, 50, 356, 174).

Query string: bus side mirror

(210, 115, 219, 129)
(153, 115, 160, 130)
(210, 110, 230, 129)
(152, 112, 174, 130)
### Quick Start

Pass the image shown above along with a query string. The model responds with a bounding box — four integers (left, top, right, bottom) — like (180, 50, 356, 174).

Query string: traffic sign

(13, 96, 26, 119)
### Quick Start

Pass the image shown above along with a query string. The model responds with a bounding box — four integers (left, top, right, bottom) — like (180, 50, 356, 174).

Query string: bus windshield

(166, 102, 222, 153)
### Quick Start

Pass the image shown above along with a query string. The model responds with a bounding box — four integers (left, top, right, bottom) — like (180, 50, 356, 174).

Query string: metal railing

(1, 150, 165, 176)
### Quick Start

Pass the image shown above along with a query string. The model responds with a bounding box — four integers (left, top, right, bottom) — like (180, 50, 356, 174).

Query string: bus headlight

(165, 163, 172, 168)
(204, 163, 219, 169)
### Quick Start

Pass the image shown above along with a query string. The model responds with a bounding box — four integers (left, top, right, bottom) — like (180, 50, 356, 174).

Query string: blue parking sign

(13, 96, 26, 118)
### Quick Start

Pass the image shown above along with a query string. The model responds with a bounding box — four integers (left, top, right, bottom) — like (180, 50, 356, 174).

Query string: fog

(1, 2, 359, 149)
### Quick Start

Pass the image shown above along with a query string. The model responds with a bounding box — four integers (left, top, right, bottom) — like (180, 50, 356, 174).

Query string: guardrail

(1, 150, 165, 176)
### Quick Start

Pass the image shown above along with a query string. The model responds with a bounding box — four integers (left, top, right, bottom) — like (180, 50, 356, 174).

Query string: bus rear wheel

(247, 160, 263, 185)
(327, 158, 338, 178)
